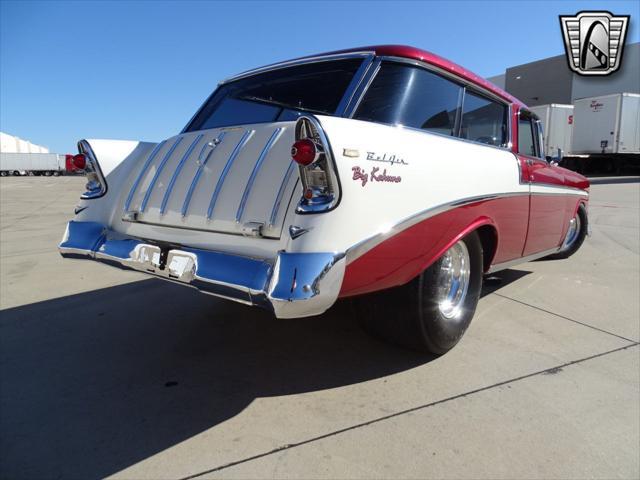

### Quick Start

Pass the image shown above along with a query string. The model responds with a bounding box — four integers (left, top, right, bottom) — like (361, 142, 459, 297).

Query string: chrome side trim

(235, 127, 284, 223)
(530, 183, 589, 195)
(139, 136, 184, 212)
(269, 161, 297, 227)
(181, 132, 227, 217)
(160, 134, 204, 215)
(123, 140, 167, 212)
(487, 247, 560, 274)
(207, 129, 254, 219)
(345, 192, 528, 264)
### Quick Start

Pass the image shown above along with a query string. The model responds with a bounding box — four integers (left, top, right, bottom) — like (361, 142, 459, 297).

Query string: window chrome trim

(350, 56, 514, 152)
(343, 58, 382, 117)
(334, 55, 376, 116)
(219, 52, 375, 85)
(182, 53, 375, 133)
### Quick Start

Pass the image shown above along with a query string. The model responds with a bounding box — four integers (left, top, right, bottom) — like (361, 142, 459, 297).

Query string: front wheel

(546, 205, 588, 260)
(356, 231, 483, 354)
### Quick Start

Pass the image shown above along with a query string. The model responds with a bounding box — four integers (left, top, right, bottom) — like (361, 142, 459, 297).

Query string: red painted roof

(322, 45, 526, 108)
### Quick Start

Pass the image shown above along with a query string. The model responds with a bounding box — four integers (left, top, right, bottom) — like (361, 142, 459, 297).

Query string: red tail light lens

(72, 153, 87, 170)
(291, 139, 317, 166)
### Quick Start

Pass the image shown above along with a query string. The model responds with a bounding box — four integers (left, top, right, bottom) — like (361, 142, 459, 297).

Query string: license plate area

(130, 244, 197, 283)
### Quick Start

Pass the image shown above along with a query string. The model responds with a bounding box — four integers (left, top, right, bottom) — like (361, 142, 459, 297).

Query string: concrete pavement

(0, 176, 638, 479)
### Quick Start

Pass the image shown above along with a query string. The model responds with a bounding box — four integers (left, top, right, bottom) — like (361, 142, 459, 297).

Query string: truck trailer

(530, 104, 574, 159)
(0, 153, 66, 176)
(565, 93, 640, 173)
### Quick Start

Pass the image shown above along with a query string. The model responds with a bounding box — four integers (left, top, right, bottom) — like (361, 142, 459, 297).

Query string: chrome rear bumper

(59, 221, 345, 318)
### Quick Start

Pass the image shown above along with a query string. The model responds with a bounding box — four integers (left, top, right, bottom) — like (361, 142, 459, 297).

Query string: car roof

(323, 45, 526, 108)
(224, 44, 526, 109)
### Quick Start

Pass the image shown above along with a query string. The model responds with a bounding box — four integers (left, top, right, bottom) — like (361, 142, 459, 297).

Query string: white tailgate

(120, 122, 298, 238)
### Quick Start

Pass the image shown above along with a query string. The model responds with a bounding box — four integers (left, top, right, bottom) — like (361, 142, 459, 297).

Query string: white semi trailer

(0, 153, 66, 176)
(566, 93, 640, 173)
(530, 104, 574, 159)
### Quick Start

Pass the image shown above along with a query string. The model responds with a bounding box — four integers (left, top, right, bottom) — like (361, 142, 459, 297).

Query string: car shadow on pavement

(0, 269, 528, 479)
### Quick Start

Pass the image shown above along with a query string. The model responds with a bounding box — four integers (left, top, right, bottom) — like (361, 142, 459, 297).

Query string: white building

(0, 132, 50, 154)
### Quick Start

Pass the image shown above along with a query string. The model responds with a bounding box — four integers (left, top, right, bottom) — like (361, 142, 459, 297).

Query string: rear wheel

(357, 231, 483, 354)
(0, 171, 7, 177)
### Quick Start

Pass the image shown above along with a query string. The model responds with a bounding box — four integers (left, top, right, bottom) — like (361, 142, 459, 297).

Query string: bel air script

(366, 151, 409, 166)
(58, 45, 590, 355)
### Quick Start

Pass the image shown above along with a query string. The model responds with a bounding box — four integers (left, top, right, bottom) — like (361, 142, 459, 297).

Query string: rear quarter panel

(288, 116, 531, 295)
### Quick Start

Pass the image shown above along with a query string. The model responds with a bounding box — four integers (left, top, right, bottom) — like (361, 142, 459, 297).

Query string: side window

(460, 91, 508, 147)
(354, 63, 462, 136)
(518, 114, 537, 157)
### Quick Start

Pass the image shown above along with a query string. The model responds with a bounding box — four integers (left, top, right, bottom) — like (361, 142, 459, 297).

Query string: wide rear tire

(356, 231, 483, 354)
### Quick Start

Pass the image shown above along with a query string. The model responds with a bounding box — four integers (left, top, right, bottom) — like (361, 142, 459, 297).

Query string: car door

(518, 110, 567, 256)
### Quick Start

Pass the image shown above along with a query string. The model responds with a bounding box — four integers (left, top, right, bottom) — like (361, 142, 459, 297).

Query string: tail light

(77, 140, 107, 199)
(293, 116, 340, 213)
(291, 139, 318, 166)
(72, 154, 86, 170)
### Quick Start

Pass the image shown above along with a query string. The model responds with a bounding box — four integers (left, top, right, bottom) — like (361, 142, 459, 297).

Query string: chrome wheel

(561, 214, 581, 251)
(436, 241, 471, 319)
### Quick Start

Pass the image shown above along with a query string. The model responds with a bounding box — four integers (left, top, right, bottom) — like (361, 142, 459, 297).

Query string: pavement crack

(178, 342, 639, 480)
(492, 292, 638, 343)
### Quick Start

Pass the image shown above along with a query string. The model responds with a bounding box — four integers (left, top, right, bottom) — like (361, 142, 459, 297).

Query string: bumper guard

(59, 221, 345, 318)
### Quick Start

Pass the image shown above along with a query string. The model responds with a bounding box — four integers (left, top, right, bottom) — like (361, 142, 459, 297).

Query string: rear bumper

(59, 221, 345, 318)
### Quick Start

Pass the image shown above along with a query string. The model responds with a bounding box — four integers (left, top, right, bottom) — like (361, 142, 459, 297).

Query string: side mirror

(549, 148, 563, 166)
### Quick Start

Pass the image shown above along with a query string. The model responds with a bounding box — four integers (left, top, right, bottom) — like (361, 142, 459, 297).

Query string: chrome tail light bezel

(77, 140, 108, 199)
(294, 116, 341, 214)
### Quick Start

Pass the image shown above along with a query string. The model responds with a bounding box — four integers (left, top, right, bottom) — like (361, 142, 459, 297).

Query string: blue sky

(1, 0, 638, 153)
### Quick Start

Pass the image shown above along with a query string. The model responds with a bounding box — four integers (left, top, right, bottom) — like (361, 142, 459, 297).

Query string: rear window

(353, 63, 463, 137)
(186, 58, 363, 132)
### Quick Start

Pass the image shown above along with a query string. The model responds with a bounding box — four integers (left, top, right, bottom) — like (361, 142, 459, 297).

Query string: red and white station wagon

(60, 45, 589, 354)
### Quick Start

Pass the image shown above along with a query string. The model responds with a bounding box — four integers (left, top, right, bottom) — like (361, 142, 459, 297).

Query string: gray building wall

(571, 43, 640, 100)
(491, 42, 639, 107)
(487, 73, 505, 90)
(504, 55, 573, 106)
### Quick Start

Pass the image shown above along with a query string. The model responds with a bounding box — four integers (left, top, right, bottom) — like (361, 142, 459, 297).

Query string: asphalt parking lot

(0, 176, 638, 479)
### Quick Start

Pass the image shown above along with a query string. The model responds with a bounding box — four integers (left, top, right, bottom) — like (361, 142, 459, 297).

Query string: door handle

(526, 158, 533, 166)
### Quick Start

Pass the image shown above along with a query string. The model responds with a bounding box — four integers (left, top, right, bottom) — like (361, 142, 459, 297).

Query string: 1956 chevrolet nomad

(60, 45, 589, 354)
